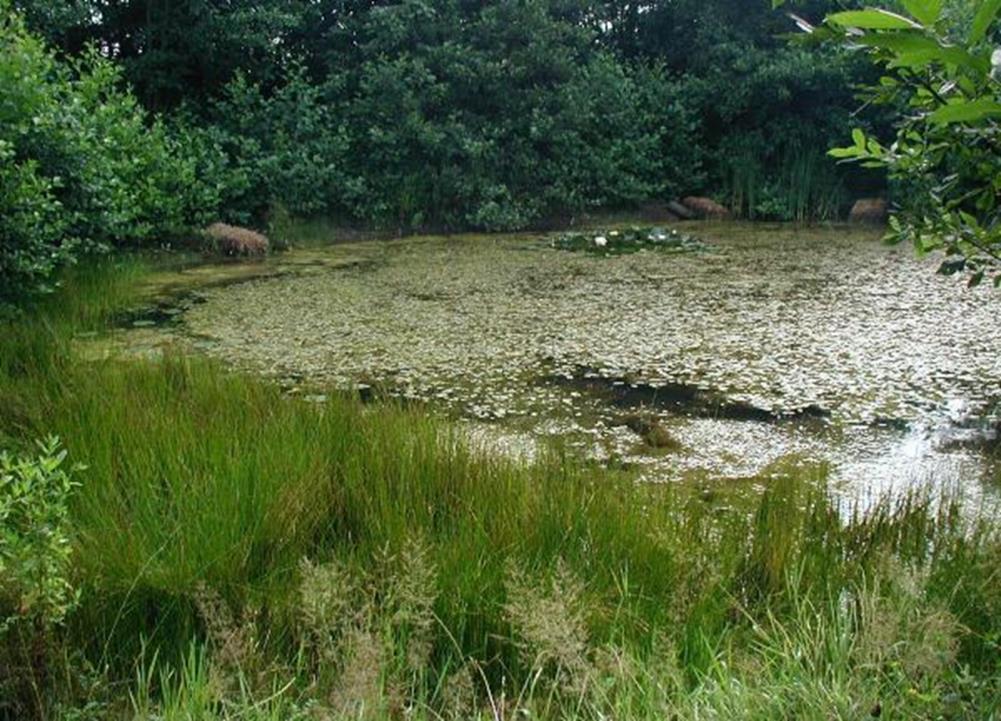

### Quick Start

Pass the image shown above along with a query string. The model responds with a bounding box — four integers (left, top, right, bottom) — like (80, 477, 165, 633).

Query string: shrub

(0, 3, 223, 304)
(203, 68, 350, 221)
(0, 437, 81, 718)
(0, 144, 68, 303)
(0, 437, 80, 634)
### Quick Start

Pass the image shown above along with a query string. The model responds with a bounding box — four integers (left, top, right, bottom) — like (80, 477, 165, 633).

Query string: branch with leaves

(780, 0, 1001, 286)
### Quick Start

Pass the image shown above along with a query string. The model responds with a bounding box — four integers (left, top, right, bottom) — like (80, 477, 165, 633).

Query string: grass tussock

(0, 260, 999, 719)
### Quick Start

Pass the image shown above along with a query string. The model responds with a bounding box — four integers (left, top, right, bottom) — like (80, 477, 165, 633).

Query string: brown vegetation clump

(297, 539, 439, 719)
(622, 414, 682, 450)
(326, 627, 386, 720)
(681, 196, 732, 220)
(853, 559, 962, 683)
(192, 584, 262, 697)
(440, 662, 479, 720)
(204, 222, 270, 256)
(385, 540, 437, 673)
(504, 562, 593, 698)
(298, 558, 356, 662)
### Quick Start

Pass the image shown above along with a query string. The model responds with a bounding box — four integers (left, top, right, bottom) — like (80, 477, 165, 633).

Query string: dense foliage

(589, 0, 881, 219)
(185, 2, 701, 230)
(8, 0, 874, 235)
(815, 1, 1001, 285)
(0, 4, 220, 304)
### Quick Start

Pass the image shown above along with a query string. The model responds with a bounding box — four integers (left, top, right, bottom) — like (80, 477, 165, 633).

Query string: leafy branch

(780, 0, 1001, 287)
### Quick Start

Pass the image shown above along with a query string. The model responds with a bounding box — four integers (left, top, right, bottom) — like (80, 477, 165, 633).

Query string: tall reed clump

(0, 260, 999, 719)
(722, 139, 849, 222)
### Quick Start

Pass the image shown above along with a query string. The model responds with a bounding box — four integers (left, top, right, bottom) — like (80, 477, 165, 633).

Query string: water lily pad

(551, 226, 707, 255)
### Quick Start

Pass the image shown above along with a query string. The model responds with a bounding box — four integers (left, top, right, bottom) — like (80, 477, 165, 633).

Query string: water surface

(98, 223, 1001, 504)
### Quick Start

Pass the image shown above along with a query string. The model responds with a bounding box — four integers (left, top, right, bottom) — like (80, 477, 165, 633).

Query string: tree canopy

(3, 0, 881, 300)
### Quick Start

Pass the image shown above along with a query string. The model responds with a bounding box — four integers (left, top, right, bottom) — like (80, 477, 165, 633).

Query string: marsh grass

(724, 146, 849, 222)
(0, 260, 999, 719)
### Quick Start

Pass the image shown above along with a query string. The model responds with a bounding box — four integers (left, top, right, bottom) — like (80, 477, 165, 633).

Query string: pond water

(98, 223, 1001, 505)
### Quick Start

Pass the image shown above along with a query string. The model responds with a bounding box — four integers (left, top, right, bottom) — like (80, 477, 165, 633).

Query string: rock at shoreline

(205, 223, 270, 257)
(681, 196, 731, 220)
(666, 200, 696, 220)
(849, 198, 888, 225)
(634, 201, 682, 222)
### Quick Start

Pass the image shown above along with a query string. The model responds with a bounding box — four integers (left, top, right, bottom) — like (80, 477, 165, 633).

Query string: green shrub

(691, 43, 862, 221)
(0, 3, 223, 304)
(202, 68, 349, 222)
(0, 437, 81, 634)
(0, 437, 81, 719)
(0, 144, 68, 302)
(192, 2, 701, 232)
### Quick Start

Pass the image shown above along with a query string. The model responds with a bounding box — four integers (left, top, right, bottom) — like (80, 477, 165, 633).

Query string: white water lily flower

(594, 236, 608, 247)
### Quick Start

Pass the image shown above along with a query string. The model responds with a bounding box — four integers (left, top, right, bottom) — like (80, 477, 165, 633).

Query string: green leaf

(828, 10, 922, 30)
(828, 146, 861, 158)
(902, 0, 942, 26)
(929, 98, 1001, 124)
(851, 128, 866, 147)
(855, 31, 939, 54)
(971, 0, 1001, 43)
(888, 46, 981, 70)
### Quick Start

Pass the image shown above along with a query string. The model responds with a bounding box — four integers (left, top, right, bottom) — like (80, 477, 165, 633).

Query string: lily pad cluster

(551, 227, 705, 255)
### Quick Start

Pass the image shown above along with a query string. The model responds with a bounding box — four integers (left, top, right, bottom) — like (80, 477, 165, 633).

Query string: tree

(14, 0, 306, 109)
(0, 2, 222, 304)
(593, 0, 876, 219)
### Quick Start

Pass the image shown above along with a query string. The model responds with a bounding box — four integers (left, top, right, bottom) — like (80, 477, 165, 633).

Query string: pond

(96, 223, 1001, 506)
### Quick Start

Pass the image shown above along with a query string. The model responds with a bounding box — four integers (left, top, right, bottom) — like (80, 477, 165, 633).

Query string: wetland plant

(551, 227, 706, 255)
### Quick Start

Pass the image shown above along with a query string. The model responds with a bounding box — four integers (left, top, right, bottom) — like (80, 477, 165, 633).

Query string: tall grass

(722, 142, 849, 222)
(0, 260, 999, 719)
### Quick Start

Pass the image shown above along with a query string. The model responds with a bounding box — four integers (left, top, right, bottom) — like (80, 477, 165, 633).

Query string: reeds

(723, 143, 849, 222)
